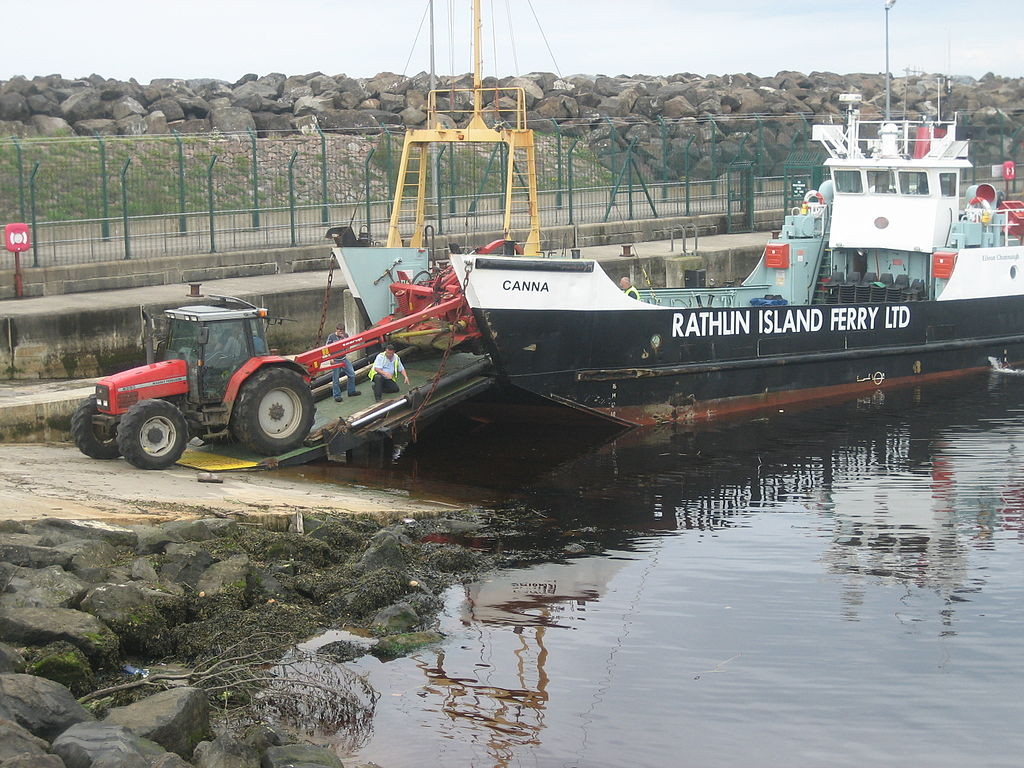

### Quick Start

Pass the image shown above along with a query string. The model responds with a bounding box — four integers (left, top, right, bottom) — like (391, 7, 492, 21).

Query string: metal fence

(0, 113, 1018, 267)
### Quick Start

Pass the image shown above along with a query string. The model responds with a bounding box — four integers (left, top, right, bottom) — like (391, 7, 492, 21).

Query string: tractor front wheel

(232, 367, 314, 456)
(116, 399, 189, 470)
(71, 396, 120, 460)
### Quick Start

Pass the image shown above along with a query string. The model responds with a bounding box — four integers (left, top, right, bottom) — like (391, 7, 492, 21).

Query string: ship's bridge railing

(813, 119, 967, 161)
(426, 87, 528, 130)
(638, 284, 773, 309)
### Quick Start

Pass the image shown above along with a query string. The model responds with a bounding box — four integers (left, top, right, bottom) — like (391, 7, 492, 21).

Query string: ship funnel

(879, 123, 900, 158)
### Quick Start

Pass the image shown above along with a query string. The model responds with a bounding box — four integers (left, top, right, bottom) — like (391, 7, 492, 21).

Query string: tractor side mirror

(197, 326, 210, 346)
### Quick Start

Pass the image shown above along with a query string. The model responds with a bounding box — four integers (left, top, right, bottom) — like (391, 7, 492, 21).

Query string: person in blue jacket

(326, 323, 361, 401)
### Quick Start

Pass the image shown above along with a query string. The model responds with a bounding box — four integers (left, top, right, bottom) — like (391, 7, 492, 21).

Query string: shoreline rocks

(0, 510, 493, 767)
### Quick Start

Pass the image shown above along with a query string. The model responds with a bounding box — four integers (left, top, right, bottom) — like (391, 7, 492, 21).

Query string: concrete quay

(0, 229, 770, 443)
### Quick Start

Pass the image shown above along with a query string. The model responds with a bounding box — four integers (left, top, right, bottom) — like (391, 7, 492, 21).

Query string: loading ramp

(177, 352, 493, 471)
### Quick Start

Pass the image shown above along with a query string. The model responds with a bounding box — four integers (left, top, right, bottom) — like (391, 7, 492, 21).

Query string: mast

(385, 0, 541, 255)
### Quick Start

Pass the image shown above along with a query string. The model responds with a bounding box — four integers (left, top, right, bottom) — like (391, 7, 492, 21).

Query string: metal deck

(177, 352, 493, 471)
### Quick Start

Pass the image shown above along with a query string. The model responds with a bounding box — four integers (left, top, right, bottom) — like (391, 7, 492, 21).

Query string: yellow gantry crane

(385, 0, 542, 256)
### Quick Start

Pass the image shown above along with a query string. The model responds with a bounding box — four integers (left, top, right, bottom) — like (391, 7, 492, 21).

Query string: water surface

(316, 373, 1024, 767)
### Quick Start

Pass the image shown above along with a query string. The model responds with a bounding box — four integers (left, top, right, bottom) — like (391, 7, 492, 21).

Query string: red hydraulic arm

(294, 269, 478, 376)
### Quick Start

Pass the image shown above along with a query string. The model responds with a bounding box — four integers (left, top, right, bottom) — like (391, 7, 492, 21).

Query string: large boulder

(260, 745, 341, 768)
(0, 565, 88, 609)
(0, 717, 51, 762)
(0, 535, 72, 569)
(29, 115, 73, 137)
(51, 723, 165, 768)
(210, 107, 256, 134)
(104, 687, 210, 759)
(159, 519, 237, 544)
(53, 540, 119, 584)
(0, 93, 30, 122)
(159, 545, 215, 589)
(60, 89, 105, 122)
(0, 674, 93, 741)
(0, 606, 118, 668)
(356, 529, 412, 571)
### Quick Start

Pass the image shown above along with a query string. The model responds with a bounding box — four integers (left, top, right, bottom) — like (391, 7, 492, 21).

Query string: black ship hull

(474, 296, 1024, 424)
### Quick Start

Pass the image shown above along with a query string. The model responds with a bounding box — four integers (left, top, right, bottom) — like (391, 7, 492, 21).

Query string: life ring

(967, 196, 991, 210)
(803, 190, 825, 205)
(965, 196, 992, 223)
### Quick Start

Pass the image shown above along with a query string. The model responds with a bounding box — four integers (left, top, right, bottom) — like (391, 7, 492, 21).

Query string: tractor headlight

(95, 385, 110, 409)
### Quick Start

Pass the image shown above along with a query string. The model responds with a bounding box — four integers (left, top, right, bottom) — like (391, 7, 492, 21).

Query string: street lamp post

(885, 0, 896, 121)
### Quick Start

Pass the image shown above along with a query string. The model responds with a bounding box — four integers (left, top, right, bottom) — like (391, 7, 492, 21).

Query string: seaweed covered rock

(0, 606, 119, 668)
(371, 631, 445, 661)
(192, 732, 261, 768)
(25, 642, 95, 697)
(369, 601, 419, 635)
(78, 584, 183, 657)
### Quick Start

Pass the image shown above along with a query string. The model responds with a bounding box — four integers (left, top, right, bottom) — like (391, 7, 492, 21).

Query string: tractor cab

(158, 299, 270, 402)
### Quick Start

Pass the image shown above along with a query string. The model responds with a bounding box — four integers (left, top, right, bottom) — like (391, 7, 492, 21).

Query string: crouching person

(370, 344, 410, 402)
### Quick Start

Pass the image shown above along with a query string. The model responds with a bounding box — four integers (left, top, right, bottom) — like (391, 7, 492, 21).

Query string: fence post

(207, 155, 218, 254)
(29, 162, 40, 267)
(95, 134, 110, 240)
(551, 119, 564, 209)
(382, 127, 395, 217)
(657, 116, 669, 200)
(120, 158, 132, 260)
(567, 138, 580, 226)
(449, 142, 457, 215)
(248, 129, 260, 229)
(684, 135, 694, 216)
(315, 125, 329, 224)
(287, 150, 298, 247)
(435, 145, 446, 234)
(174, 131, 187, 234)
(708, 119, 718, 196)
(12, 137, 26, 220)
(364, 144, 377, 237)
(754, 115, 766, 178)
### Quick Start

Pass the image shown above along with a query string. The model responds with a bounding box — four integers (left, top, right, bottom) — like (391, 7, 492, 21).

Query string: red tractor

(71, 296, 316, 470)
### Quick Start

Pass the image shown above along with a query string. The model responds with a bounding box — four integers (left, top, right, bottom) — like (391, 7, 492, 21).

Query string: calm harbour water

(307, 372, 1024, 767)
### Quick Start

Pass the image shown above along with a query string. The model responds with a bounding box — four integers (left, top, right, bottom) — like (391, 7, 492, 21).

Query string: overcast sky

(2, 0, 1021, 84)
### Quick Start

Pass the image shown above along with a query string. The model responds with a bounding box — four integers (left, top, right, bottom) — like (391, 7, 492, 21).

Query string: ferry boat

(445, 99, 1024, 424)
(335, 3, 1024, 427)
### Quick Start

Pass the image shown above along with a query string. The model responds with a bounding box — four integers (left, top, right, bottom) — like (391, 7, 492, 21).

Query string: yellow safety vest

(624, 286, 640, 300)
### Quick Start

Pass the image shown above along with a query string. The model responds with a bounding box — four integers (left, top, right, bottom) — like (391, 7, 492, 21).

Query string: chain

(409, 263, 473, 443)
(314, 257, 336, 346)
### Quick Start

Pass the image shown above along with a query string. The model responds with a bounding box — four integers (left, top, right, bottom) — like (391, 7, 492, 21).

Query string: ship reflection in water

(341, 372, 1024, 768)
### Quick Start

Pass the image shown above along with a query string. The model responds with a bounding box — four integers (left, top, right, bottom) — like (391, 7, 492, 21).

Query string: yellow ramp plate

(177, 449, 260, 471)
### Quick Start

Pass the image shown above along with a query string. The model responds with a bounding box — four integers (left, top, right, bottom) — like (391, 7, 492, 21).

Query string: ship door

(726, 162, 754, 234)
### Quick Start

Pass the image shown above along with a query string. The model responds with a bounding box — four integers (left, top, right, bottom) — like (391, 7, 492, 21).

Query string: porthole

(1012, 265, 1018, 280)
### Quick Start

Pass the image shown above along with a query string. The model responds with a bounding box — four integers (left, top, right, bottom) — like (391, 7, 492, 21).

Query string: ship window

(867, 170, 896, 194)
(834, 170, 863, 193)
(899, 171, 929, 195)
(939, 172, 957, 197)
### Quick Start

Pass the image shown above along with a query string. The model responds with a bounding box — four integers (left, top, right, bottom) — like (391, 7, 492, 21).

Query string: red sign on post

(1004, 161, 1017, 181)
(4, 223, 31, 253)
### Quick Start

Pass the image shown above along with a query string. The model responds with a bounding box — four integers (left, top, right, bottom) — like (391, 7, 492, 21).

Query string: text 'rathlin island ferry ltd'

(444, 98, 1024, 424)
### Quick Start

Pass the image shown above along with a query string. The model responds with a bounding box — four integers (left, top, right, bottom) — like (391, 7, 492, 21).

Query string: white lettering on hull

(671, 305, 913, 338)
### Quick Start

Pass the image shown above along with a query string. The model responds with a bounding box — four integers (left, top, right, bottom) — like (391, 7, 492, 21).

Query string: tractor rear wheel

(116, 399, 189, 470)
(232, 367, 314, 456)
(71, 396, 120, 460)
